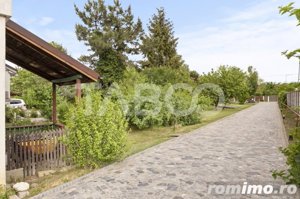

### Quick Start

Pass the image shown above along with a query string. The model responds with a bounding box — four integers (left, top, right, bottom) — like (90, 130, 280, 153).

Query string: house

(5, 64, 17, 103)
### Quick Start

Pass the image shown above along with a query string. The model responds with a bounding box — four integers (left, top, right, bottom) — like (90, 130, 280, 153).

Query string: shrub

(5, 106, 14, 123)
(64, 91, 128, 168)
(272, 128, 300, 186)
(128, 87, 203, 128)
(57, 98, 71, 124)
(110, 67, 209, 129)
(5, 106, 29, 125)
(130, 100, 165, 129)
(127, 83, 165, 129)
(198, 95, 214, 111)
(167, 89, 201, 126)
(30, 109, 39, 118)
(18, 109, 26, 117)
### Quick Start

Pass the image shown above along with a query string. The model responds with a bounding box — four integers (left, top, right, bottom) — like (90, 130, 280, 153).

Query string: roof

(6, 20, 99, 85)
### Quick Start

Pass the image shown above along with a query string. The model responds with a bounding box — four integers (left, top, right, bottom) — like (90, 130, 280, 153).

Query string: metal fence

(286, 91, 300, 107)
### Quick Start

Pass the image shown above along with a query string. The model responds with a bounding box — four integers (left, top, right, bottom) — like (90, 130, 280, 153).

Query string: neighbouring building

(5, 64, 17, 103)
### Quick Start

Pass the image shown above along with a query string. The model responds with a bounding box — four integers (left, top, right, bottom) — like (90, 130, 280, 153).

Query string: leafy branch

(279, 2, 300, 59)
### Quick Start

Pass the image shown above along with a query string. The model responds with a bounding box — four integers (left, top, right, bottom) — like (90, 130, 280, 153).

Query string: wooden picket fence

(6, 126, 68, 177)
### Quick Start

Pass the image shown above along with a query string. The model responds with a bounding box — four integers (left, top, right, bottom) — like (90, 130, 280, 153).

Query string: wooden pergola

(5, 20, 100, 123)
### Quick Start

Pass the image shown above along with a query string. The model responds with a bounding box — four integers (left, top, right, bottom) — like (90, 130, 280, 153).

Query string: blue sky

(11, 0, 300, 82)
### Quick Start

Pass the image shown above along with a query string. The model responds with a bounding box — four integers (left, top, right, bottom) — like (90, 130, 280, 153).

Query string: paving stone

(32, 103, 298, 199)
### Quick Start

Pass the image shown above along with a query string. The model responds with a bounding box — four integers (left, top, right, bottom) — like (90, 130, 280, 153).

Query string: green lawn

(25, 103, 252, 198)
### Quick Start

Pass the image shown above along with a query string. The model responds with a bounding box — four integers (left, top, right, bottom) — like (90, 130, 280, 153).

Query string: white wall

(0, 17, 7, 186)
(5, 69, 10, 101)
(0, 0, 12, 186)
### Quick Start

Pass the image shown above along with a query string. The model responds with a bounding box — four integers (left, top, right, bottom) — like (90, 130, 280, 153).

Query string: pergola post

(0, 0, 12, 186)
(76, 79, 81, 101)
(52, 83, 57, 124)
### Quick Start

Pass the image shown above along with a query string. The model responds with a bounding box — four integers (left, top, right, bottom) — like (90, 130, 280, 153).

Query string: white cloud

(177, 0, 300, 83)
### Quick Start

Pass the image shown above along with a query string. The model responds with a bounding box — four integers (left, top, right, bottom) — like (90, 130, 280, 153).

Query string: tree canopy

(75, 0, 143, 87)
(200, 66, 250, 103)
(247, 66, 259, 96)
(49, 41, 69, 55)
(141, 8, 184, 69)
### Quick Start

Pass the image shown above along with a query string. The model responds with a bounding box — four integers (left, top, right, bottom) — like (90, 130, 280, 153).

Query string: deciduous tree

(247, 66, 259, 96)
(200, 66, 250, 104)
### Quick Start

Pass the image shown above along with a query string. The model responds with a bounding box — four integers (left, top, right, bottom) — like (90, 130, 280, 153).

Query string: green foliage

(279, 2, 300, 59)
(274, 3, 300, 181)
(57, 98, 72, 124)
(247, 66, 259, 96)
(279, 2, 300, 26)
(141, 8, 184, 69)
(11, 68, 75, 121)
(256, 82, 300, 99)
(0, 187, 15, 199)
(96, 48, 126, 87)
(110, 68, 209, 129)
(190, 70, 200, 82)
(200, 66, 250, 104)
(200, 87, 221, 107)
(64, 91, 128, 168)
(272, 128, 300, 186)
(130, 103, 165, 129)
(5, 106, 31, 126)
(30, 109, 39, 118)
(49, 41, 69, 54)
(198, 95, 214, 110)
(8, 118, 32, 127)
(256, 82, 278, 96)
(11, 69, 52, 119)
(5, 106, 16, 123)
(126, 88, 202, 129)
(142, 67, 193, 85)
(75, 0, 143, 86)
(168, 88, 202, 126)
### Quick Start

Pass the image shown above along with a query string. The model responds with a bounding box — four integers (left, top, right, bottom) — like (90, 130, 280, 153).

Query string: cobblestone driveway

(33, 102, 297, 199)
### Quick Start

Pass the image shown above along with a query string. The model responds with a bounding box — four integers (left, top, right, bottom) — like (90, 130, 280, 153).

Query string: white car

(8, 99, 26, 110)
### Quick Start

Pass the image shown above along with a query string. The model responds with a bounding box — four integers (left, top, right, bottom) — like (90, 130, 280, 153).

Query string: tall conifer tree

(141, 8, 184, 68)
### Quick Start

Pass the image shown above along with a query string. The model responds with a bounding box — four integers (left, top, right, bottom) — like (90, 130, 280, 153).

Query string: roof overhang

(6, 20, 99, 85)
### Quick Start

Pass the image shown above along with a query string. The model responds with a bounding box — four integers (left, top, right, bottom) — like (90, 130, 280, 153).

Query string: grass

(281, 105, 300, 141)
(26, 103, 252, 198)
(0, 186, 15, 199)
(27, 168, 90, 197)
